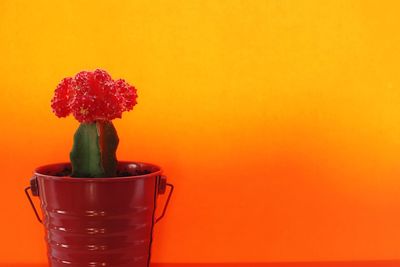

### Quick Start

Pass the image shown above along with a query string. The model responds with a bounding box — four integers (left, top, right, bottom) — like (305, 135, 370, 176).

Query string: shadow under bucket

(25, 161, 173, 267)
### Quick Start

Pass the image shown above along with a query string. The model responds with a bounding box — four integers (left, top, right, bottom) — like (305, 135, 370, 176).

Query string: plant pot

(25, 161, 173, 267)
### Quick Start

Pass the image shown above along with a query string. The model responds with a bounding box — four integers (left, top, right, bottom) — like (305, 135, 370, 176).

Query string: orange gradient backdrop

(1, 0, 400, 264)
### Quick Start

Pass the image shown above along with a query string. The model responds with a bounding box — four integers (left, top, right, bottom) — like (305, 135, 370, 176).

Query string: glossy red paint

(29, 162, 169, 267)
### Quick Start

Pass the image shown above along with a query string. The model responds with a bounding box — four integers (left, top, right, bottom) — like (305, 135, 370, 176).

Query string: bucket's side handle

(24, 177, 43, 224)
(155, 176, 174, 224)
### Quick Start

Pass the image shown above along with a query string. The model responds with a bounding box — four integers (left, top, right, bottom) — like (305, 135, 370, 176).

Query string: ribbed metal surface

(34, 162, 162, 267)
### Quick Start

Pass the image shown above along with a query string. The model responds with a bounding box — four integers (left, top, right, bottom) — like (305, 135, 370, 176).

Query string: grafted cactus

(51, 69, 137, 178)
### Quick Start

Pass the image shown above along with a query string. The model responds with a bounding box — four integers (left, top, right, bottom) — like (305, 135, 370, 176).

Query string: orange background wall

(1, 0, 400, 264)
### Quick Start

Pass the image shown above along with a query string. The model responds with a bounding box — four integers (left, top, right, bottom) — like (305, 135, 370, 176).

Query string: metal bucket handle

(25, 176, 174, 225)
(24, 177, 42, 224)
(155, 176, 174, 223)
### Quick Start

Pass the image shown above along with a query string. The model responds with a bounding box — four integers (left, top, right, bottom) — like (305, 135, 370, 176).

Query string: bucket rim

(34, 161, 163, 183)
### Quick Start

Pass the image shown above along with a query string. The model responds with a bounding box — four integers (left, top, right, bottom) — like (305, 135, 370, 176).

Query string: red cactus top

(51, 69, 138, 122)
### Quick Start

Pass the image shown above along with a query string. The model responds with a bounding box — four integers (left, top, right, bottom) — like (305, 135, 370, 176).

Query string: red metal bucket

(25, 161, 173, 267)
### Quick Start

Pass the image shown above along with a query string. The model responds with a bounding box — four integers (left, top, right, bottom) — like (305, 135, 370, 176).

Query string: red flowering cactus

(51, 69, 137, 122)
(51, 69, 138, 178)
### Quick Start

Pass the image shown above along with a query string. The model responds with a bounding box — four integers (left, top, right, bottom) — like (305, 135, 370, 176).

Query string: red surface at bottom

(1, 262, 400, 267)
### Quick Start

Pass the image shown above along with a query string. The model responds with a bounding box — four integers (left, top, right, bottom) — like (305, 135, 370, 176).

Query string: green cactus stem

(70, 120, 119, 178)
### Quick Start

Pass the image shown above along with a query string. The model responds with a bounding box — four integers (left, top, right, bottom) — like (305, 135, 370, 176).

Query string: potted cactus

(25, 69, 173, 267)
